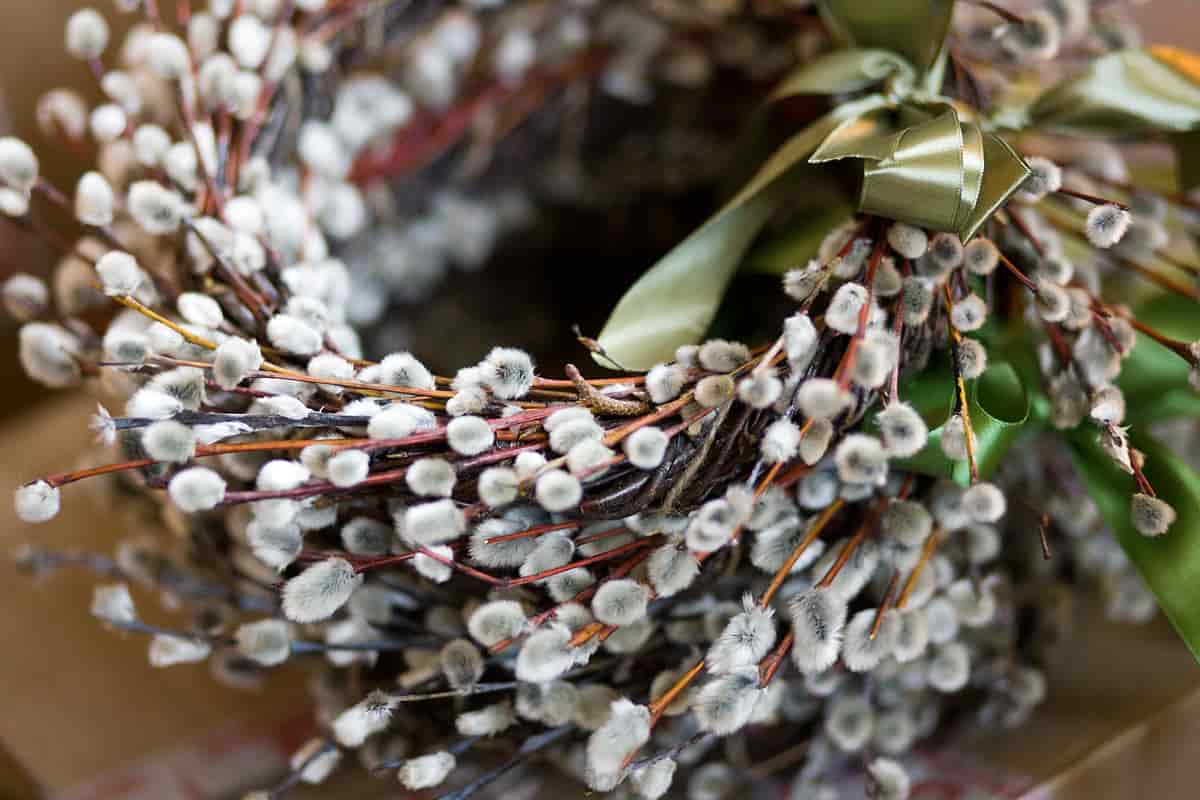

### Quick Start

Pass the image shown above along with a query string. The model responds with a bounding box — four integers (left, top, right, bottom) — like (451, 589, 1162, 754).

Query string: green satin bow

(596, 4, 1200, 372)
(597, 0, 1032, 370)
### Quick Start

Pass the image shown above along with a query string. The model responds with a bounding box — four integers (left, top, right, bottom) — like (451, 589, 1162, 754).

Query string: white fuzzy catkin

(961, 481, 1006, 523)
(257, 459, 310, 491)
(339, 517, 390, 556)
(91, 583, 136, 625)
(536, 469, 582, 512)
(66, 9, 110, 59)
(835, 434, 888, 485)
(333, 690, 393, 747)
(75, 171, 115, 226)
(368, 403, 434, 440)
(624, 426, 669, 470)
(167, 467, 226, 511)
(14, 480, 61, 523)
(876, 403, 929, 458)
(885, 221, 926, 258)
(940, 414, 970, 461)
(401, 499, 465, 545)
(798, 378, 852, 420)
(928, 642, 971, 692)
(761, 419, 801, 463)
(586, 699, 651, 777)
(142, 420, 197, 463)
(95, 251, 144, 296)
(950, 293, 988, 332)
(267, 313, 322, 356)
(707, 596, 776, 674)
(477, 466, 518, 507)
(0, 137, 37, 193)
(413, 545, 454, 583)
(694, 374, 735, 408)
(825, 694, 875, 752)
(406, 457, 457, 497)
(841, 608, 900, 673)
(456, 702, 517, 736)
(686, 498, 739, 552)
(128, 180, 185, 234)
(446, 415, 494, 455)
(882, 500, 932, 547)
(963, 237, 999, 275)
(739, 370, 783, 409)
(400, 752, 456, 791)
(647, 543, 700, 597)
(281, 557, 362, 623)
(177, 292, 224, 328)
(893, 608, 930, 663)
(235, 619, 292, 666)
(698, 339, 749, 372)
(467, 600, 526, 647)
(516, 624, 575, 682)
(1085, 204, 1131, 248)
(1131, 492, 1175, 536)
(789, 588, 849, 674)
(592, 579, 649, 626)
(327, 449, 370, 488)
(482, 347, 535, 399)
(866, 757, 911, 800)
(631, 757, 677, 800)
(646, 363, 685, 404)
(567, 439, 616, 477)
(826, 282, 868, 334)
(440, 638, 484, 689)
(148, 634, 212, 667)
(694, 668, 764, 735)
(214, 337, 264, 390)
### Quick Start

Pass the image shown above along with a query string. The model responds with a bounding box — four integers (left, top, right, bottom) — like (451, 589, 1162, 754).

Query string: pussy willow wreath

(8, 1, 1200, 798)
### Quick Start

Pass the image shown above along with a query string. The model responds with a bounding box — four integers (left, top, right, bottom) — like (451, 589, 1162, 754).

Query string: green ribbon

(1030, 49, 1200, 135)
(596, 0, 1036, 369)
(881, 360, 1033, 486)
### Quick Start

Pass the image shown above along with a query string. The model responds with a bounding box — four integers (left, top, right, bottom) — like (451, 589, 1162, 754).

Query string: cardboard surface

(1, 398, 1199, 798)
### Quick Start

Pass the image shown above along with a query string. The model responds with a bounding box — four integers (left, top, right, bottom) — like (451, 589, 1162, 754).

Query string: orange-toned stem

(816, 500, 884, 589)
(759, 499, 846, 607)
(758, 630, 794, 686)
(897, 528, 942, 609)
(869, 571, 900, 640)
(649, 658, 705, 723)
(943, 285, 980, 484)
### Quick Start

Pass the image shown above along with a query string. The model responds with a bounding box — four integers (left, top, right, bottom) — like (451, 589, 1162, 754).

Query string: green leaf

(886, 361, 1032, 485)
(595, 109, 858, 370)
(1068, 431, 1200, 664)
(1115, 293, 1200, 425)
(593, 172, 799, 370)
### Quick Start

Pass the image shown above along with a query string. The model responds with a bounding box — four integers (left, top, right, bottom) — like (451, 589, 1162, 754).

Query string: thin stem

(898, 528, 942, 609)
(759, 499, 845, 607)
(1055, 186, 1128, 210)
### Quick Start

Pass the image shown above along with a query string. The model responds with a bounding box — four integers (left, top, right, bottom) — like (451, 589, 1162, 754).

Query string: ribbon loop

(1031, 49, 1200, 135)
(817, 0, 955, 76)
